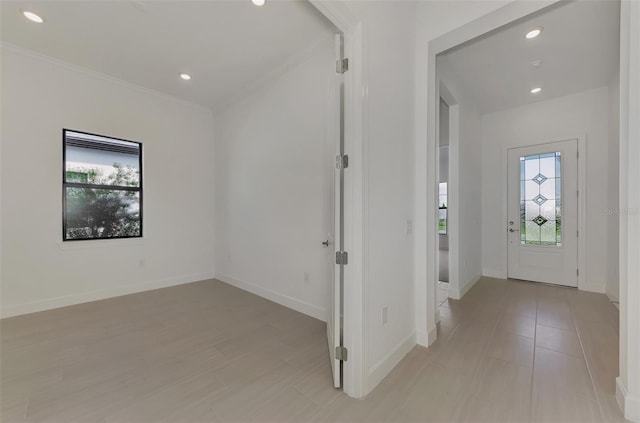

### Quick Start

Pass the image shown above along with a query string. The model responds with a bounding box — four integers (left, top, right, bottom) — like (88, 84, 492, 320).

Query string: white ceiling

(438, 0, 620, 114)
(0, 0, 337, 111)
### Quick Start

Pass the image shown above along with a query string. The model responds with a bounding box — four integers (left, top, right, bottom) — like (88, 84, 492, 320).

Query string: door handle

(509, 228, 519, 233)
(322, 240, 329, 247)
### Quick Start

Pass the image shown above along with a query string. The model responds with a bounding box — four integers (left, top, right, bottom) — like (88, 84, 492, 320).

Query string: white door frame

(309, 0, 367, 399)
(417, 0, 560, 348)
(417, 1, 639, 420)
(617, 1, 640, 421)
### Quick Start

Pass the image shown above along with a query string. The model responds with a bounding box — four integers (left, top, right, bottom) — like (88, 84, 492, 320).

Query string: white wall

(481, 86, 612, 293)
(343, 1, 419, 393)
(0, 46, 216, 317)
(607, 72, 620, 302)
(212, 38, 334, 322)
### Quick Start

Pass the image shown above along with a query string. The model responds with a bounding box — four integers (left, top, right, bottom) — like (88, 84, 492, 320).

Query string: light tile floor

(0, 277, 627, 422)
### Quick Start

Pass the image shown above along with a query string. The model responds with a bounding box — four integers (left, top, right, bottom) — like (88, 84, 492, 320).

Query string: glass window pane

(438, 209, 447, 234)
(525, 221, 541, 244)
(524, 156, 539, 180)
(525, 180, 539, 200)
(65, 132, 140, 187)
(539, 157, 555, 179)
(520, 151, 562, 247)
(65, 188, 141, 239)
(539, 178, 555, 200)
(525, 201, 539, 220)
(439, 182, 447, 196)
(540, 200, 556, 220)
(439, 195, 447, 208)
(540, 221, 556, 244)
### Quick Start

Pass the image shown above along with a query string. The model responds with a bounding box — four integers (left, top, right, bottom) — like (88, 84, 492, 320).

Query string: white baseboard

(617, 377, 640, 422)
(580, 283, 607, 294)
(214, 272, 327, 322)
(0, 271, 215, 319)
(606, 291, 620, 304)
(427, 324, 438, 346)
(416, 329, 428, 347)
(449, 275, 480, 300)
(367, 331, 416, 394)
(415, 325, 438, 348)
(482, 269, 506, 279)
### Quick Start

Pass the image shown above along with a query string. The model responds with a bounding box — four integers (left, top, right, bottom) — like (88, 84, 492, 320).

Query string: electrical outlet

(382, 306, 388, 325)
(406, 219, 413, 235)
(304, 272, 310, 284)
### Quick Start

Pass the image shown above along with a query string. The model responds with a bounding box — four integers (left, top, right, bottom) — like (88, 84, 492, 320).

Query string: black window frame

(62, 129, 143, 241)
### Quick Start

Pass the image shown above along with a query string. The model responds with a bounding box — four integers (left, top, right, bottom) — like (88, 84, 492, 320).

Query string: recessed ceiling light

(179, 73, 191, 81)
(525, 27, 543, 39)
(22, 10, 45, 24)
(530, 87, 542, 94)
(252, 0, 265, 6)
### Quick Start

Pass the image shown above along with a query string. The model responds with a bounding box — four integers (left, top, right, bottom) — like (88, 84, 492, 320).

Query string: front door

(507, 140, 578, 287)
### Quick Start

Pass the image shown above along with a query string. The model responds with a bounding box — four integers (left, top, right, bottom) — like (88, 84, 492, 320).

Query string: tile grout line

(567, 295, 607, 422)
(527, 288, 539, 423)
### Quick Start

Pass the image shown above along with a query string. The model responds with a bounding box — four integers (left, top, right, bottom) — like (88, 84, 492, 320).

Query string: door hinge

(336, 251, 348, 265)
(335, 346, 348, 361)
(336, 154, 349, 169)
(577, 268, 579, 276)
(336, 58, 349, 74)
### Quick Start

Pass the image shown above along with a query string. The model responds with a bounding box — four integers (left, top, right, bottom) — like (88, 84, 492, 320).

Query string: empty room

(1, 0, 639, 422)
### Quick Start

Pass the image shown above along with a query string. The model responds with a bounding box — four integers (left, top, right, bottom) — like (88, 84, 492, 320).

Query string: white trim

(427, 325, 438, 346)
(214, 273, 327, 322)
(617, 377, 640, 422)
(448, 275, 480, 300)
(617, 377, 628, 418)
(0, 272, 214, 319)
(619, 2, 640, 421)
(482, 268, 506, 279)
(57, 237, 147, 250)
(447, 103, 460, 298)
(577, 136, 587, 291)
(0, 42, 211, 114)
(367, 331, 416, 392)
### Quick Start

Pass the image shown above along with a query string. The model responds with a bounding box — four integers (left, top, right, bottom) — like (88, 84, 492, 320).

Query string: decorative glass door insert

(520, 152, 562, 246)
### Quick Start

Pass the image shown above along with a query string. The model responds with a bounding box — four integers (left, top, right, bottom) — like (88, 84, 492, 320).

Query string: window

(63, 130, 142, 241)
(439, 182, 447, 235)
(519, 151, 561, 246)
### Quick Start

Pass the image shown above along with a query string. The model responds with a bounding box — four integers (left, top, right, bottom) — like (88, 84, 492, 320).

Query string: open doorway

(437, 98, 450, 305)
(426, 1, 625, 420)
(434, 0, 620, 297)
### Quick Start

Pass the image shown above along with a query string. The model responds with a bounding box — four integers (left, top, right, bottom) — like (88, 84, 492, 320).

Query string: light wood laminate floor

(1, 278, 627, 422)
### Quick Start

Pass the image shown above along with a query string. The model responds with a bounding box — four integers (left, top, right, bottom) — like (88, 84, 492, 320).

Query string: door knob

(322, 240, 329, 247)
